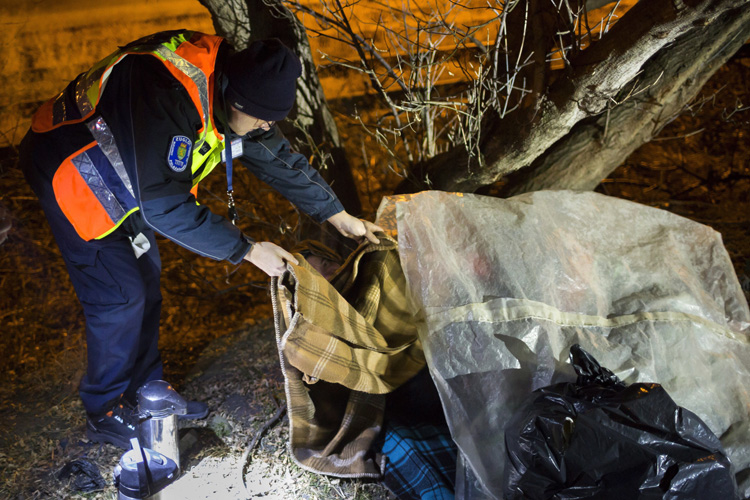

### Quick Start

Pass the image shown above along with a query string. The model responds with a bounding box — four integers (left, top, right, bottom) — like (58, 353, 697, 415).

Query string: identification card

(221, 137, 244, 163)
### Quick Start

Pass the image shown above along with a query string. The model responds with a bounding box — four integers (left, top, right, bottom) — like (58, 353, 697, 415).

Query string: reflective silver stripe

(87, 116, 135, 198)
(72, 44, 209, 140)
(72, 150, 127, 222)
(154, 45, 209, 130)
(52, 91, 67, 126)
(69, 40, 210, 209)
(74, 70, 97, 117)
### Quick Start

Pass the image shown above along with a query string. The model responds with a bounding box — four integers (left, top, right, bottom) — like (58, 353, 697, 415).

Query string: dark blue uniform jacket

(31, 46, 344, 264)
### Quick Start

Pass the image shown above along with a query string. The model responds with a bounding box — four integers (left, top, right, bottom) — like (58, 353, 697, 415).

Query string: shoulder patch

(167, 136, 192, 172)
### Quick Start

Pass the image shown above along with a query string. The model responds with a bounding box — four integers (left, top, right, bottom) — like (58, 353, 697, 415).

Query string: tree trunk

(413, 0, 749, 194)
(500, 3, 750, 196)
(198, 0, 252, 48)
(241, 0, 361, 216)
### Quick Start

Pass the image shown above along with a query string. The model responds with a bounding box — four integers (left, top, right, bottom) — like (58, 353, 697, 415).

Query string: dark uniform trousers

(20, 132, 164, 416)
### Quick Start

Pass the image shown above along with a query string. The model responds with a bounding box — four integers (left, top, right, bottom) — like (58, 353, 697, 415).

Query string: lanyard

(219, 81, 240, 226)
(224, 137, 238, 225)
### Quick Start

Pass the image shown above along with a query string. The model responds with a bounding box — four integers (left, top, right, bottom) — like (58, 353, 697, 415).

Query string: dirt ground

(0, 52, 749, 498)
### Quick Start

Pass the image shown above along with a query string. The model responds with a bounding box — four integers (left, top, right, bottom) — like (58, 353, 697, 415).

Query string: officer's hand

(244, 241, 299, 277)
(327, 211, 384, 245)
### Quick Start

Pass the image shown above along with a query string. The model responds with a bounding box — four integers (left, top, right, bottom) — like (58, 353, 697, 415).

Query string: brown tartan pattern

(272, 235, 425, 477)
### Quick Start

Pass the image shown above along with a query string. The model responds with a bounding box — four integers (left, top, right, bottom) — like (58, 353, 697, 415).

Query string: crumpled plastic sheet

(377, 190, 750, 499)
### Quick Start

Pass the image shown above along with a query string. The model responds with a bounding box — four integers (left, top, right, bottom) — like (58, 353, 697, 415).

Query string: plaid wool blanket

(377, 420, 457, 500)
(272, 234, 426, 478)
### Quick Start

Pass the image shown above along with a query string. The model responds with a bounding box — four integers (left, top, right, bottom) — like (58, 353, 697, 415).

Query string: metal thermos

(114, 437, 178, 500)
(136, 380, 188, 475)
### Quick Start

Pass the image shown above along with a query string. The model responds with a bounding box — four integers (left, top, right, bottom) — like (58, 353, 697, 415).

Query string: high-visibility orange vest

(31, 31, 227, 241)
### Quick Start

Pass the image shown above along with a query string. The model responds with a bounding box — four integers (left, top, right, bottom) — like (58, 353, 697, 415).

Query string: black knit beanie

(224, 39, 302, 122)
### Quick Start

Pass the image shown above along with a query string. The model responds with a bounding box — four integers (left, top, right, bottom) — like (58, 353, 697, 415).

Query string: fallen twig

(240, 403, 288, 490)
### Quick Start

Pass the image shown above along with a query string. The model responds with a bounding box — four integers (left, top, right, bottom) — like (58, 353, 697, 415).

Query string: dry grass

(0, 320, 393, 499)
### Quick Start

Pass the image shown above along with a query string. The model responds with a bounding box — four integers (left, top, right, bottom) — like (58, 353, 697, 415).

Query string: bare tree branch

(499, 3, 750, 195)
(422, 0, 748, 192)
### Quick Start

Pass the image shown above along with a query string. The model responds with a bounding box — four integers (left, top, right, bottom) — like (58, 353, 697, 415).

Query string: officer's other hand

(244, 241, 299, 277)
(327, 211, 384, 245)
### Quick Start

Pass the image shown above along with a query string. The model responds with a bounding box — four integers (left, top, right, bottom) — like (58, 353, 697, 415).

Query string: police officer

(20, 30, 382, 449)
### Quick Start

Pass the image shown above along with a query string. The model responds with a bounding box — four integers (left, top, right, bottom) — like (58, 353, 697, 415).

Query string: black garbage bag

(503, 344, 737, 500)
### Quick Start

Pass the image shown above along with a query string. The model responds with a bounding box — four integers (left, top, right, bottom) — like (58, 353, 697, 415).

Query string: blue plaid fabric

(378, 421, 457, 500)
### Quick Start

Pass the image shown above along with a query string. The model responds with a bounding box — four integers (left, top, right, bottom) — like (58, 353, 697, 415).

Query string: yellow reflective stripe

(190, 111, 224, 185)
(165, 32, 190, 51)
(78, 53, 127, 115)
(79, 32, 190, 117)
(192, 147, 223, 186)
(93, 207, 140, 240)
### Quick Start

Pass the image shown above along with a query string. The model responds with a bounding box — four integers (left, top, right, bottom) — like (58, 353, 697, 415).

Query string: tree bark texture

(421, 0, 750, 194)
(500, 2, 750, 196)
(198, 0, 252, 48)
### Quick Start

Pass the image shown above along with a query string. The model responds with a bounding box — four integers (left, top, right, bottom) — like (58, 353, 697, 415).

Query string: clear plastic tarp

(376, 190, 750, 499)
